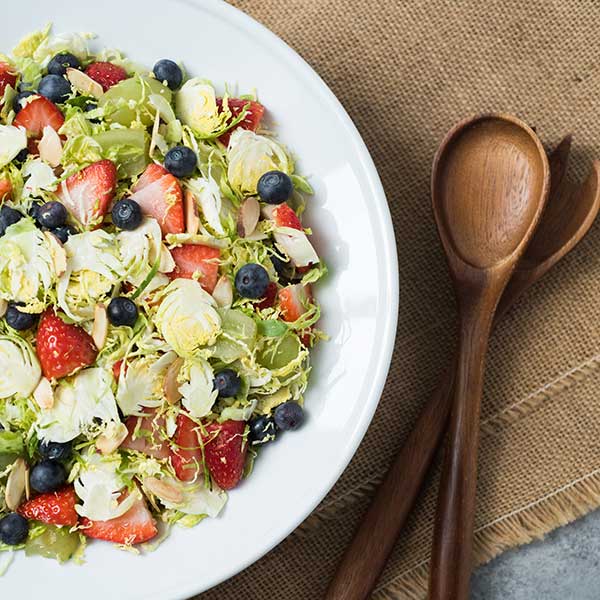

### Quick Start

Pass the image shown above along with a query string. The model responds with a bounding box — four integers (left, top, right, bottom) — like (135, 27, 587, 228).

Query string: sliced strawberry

(256, 281, 278, 310)
(0, 62, 17, 100)
(278, 284, 312, 323)
(122, 412, 170, 459)
(216, 98, 265, 146)
(0, 178, 12, 201)
(81, 495, 157, 545)
(272, 203, 302, 231)
(112, 359, 130, 380)
(170, 413, 203, 482)
(36, 309, 98, 379)
(18, 486, 78, 526)
(57, 159, 117, 228)
(13, 96, 64, 138)
(203, 420, 247, 490)
(131, 163, 184, 236)
(85, 62, 128, 92)
(169, 244, 220, 293)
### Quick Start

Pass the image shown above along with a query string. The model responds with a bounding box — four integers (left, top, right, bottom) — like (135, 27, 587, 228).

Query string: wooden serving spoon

(427, 114, 550, 600)
(324, 134, 600, 600)
(326, 137, 600, 600)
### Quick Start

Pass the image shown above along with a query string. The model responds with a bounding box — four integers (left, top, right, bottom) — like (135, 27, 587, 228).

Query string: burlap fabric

(198, 2, 600, 598)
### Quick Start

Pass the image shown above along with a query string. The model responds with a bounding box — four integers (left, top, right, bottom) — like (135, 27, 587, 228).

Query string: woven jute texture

(198, 1, 600, 598)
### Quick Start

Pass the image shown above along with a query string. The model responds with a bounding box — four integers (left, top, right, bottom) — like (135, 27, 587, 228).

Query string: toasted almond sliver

(149, 109, 161, 159)
(212, 275, 233, 308)
(66, 67, 104, 99)
(144, 476, 184, 504)
(38, 125, 63, 168)
(96, 422, 129, 455)
(33, 376, 54, 410)
(159, 244, 176, 273)
(92, 303, 108, 350)
(5, 458, 27, 511)
(24, 464, 30, 500)
(0, 299, 7, 318)
(163, 357, 184, 405)
(184, 189, 200, 235)
(43, 231, 68, 276)
(237, 196, 260, 238)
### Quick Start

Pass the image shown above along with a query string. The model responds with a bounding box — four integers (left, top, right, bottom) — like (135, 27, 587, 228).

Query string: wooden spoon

(324, 134, 600, 600)
(427, 114, 550, 600)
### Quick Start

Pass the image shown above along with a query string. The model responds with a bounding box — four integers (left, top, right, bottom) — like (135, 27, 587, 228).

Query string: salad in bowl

(0, 25, 324, 563)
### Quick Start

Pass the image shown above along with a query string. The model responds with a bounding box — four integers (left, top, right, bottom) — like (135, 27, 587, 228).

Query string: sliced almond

(92, 303, 108, 350)
(143, 476, 184, 504)
(5, 458, 27, 511)
(212, 275, 233, 308)
(149, 109, 161, 159)
(33, 376, 54, 410)
(237, 196, 260, 238)
(261, 204, 277, 220)
(159, 244, 176, 273)
(184, 189, 200, 234)
(43, 231, 67, 276)
(163, 357, 184, 405)
(24, 464, 30, 500)
(0, 299, 7, 318)
(96, 422, 129, 455)
(38, 125, 63, 168)
(66, 67, 103, 99)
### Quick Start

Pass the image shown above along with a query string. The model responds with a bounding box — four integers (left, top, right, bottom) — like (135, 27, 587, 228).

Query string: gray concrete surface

(471, 508, 600, 599)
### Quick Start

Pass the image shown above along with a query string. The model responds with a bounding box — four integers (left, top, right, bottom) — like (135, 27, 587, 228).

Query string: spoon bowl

(429, 114, 550, 600)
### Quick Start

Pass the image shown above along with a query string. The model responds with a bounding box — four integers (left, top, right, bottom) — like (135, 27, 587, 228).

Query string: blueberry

(5, 303, 38, 331)
(38, 74, 71, 104)
(270, 254, 299, 284)
(164, 146, 197, 178)
(153, 59, 183, 91)
(30, 459, 67, 493)
(47, 52, 81, 76)
(0, 205, 22, 236)
(249, 415, 277, 445)
(84, 101, 100, 124)
(213, 369, 241, 398)
(257, 170, 294, 205)
(37, 201, 67, 229)
(38, 440, 73, 462)
(234, 263, 270, 299)
(107, 297, 138, 327)
(112, 198, 142, 231)
(273, 401, 304, 431)
(13, 148, 29, 165)
(0, 513, 29, 546)
(51, 225, 77, 244)
(13, 90, 35, 114)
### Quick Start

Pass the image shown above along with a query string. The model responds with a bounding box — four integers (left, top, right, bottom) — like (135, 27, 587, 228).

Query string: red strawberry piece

(85, 62, 128, 92)
(121, 412, 170, 459)
(0, 178, 12, 201)
(170, 413, 203, 482)
(57, 159, 117, 228)
(0, 62, 17, 100)
(131, 163, 185, 236)
(278, 284, 312, 323)
(112, 359, 128, 380)
(36, 309, 98, 379)
(13, 95, 64, 138)
(256, 281, 278, 310)
(18, 486, 78, 526)
(216, 98, 265, 146)
(169, 244, 220, 293)
(272, 203, 302, 231)
(81, 495, 157, 545)
(202, 420, 247, 490)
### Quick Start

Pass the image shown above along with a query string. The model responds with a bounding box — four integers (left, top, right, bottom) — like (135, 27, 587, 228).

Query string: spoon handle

(325, 363, 455, 600)
(428, 303, 494, 600)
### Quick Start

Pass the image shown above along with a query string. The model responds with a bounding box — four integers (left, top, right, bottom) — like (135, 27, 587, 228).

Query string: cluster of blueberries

(0, 438, 72, 546)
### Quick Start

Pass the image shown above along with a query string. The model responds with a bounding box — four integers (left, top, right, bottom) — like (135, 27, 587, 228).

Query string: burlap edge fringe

(372, 469, 600, 600)
(296, 352, 600, 536)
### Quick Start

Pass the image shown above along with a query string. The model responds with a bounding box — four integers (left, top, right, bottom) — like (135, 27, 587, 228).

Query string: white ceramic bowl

(3, 1, 398, 597)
